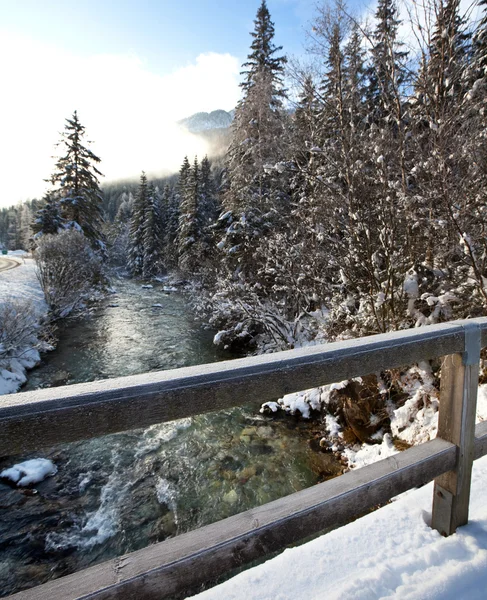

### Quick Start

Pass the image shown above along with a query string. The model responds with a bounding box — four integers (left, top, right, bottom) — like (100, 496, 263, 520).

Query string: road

(0, 257, 20, 273)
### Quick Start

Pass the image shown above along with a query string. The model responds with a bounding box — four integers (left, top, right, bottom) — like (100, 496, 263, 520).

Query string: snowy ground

(191, 452, 487, 600)
(0, 252, 45, 307)
(0, 252, 47, 395)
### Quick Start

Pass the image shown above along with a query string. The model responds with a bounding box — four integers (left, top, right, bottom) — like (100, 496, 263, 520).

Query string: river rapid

(0, 277, 339, 596)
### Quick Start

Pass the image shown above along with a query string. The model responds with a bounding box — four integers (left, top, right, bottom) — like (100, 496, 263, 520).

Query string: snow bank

(0, 257, 45, 309)
(0, 257, 48, 395)
(191, 453, 487, 600)
(0, 459, 57, 486)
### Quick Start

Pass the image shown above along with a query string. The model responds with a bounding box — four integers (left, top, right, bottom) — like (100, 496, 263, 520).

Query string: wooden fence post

(431, 322, 481, 536)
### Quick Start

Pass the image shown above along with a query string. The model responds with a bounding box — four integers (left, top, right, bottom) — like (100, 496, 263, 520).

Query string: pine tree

(178, 156, 201, 273)
(18, 204, 33, 250)
(161, 183, 180, 269)
(199, 156, 218, 226)
(422, 0, 470, 114)
(221, 0, 288, 279)
(32, 193, 64, 238)
(128, 172, 149, 276)
(49, 111, 105, 250)
(472, 0, 487, 84)
(6, 210, 18, 250)
(142, 185, 164, 278)
(367, 0, 408, 121)
(226, 1, 287, 212)
(115, 192, 134, 224)
(241, 0, 287, 103)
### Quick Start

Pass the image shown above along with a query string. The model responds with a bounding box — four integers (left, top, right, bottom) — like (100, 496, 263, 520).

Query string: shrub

(34, 230, 103, 318)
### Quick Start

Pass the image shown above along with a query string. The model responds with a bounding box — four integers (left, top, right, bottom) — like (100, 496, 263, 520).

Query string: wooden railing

(2, 318, 487, 599)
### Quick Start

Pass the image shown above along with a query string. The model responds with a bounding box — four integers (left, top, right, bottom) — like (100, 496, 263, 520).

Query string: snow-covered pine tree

(220, 0, 288, 278)
(6, 210, 18, 250)
(115, 192, 134, 224)
(142, 184, 164, 278)
(471, 0, 487, 86)
(18, 203, 33, 250)
(407, 0, 471, 275)
(128, 172, 149, 276)
(366, 0, 408, 122)
(32, 193, 64, 238)
(178, 156, 201, 273)
(49, 111, 105, 251)
(161, 183, 179, 269)
(199, 156, 218, 226)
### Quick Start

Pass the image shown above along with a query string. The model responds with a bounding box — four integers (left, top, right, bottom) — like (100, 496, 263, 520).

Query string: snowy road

(0, 257, 20, 272)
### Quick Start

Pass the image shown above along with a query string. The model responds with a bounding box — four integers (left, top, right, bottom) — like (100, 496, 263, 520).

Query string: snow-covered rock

(1, 459, 57, 486)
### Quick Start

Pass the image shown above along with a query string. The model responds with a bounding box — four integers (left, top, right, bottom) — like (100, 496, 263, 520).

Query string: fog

(0, 32, 241, 207)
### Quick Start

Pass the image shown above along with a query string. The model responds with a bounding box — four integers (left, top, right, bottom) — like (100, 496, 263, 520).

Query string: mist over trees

(5, 0, 487, 351)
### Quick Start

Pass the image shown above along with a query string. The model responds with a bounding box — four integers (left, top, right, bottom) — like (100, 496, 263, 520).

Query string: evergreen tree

(142, 184, 164, 277)
(241, 0, 287, 102)
(420, 0, 470, 115)
(161, 183, 180, 269)
(367, 0, 408, 121)
(221, 0, 288, 279)
(128, 172, 149, 276)
(199, 156, 218, 226)
(6, 210, 18, 250)
(49, 111, 105, 250)
(115, 192, 134, 224)
(18, 203, 33, 250)
(178, 156, 201, 272)
(472, 0, 487, 83)
(32, 193, 64, 238)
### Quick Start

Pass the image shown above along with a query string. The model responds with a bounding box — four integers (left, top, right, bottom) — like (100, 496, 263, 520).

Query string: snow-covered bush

(0, 298, 52, 394)
(193, 276, 328, 354)
(0, 299, 40, 361)
(35, 230, 103, 318)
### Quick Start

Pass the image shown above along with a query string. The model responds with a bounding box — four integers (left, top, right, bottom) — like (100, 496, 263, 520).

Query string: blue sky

(0, 0, 369, 205)
(0, 0, 318, 78)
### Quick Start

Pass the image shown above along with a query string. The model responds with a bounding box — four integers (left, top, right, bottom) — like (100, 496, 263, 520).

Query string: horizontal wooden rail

(1, 319, 486, 457)
(9, 437, 461, 600)
(4, 318, 487, 599)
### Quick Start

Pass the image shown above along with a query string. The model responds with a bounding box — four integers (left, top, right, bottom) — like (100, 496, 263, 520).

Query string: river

(0, 277, 339, 596)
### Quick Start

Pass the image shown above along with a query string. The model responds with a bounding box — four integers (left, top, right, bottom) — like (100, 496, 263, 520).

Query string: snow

(213, 329, 231, 345)
(261, 387, 323, 419)
(344, 433, 398, 468)
(190, 453, 487, 600)
(476, 384, 487, 422)
(0, 459, 57, 486)
(0, 257, 47, 395)
(0, 256, 46, 309)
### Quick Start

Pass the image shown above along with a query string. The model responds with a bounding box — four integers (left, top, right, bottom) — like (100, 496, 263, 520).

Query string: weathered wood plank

(8, 438, 456, 600)
(432, 327, 481, 535)
(2, 319, 484, 456)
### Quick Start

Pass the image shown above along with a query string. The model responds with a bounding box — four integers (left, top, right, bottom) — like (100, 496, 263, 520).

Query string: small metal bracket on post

(462, 321, 482, 367)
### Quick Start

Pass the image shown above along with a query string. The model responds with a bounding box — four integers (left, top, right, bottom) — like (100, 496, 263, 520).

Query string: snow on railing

(2, 318, 487, 599)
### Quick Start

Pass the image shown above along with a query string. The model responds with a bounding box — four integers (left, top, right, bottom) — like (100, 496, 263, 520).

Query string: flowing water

(0, 277, 339, 596)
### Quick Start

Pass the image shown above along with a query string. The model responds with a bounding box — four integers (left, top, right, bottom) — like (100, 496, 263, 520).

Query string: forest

(3, 0, 487, 352)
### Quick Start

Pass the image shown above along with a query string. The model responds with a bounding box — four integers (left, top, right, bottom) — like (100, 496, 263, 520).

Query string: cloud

(0, 32, 241, 207)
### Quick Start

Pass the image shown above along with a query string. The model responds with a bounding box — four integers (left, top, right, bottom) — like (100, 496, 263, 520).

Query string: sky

(0, 0, 323, 207)
(3, 0, 477, 208)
